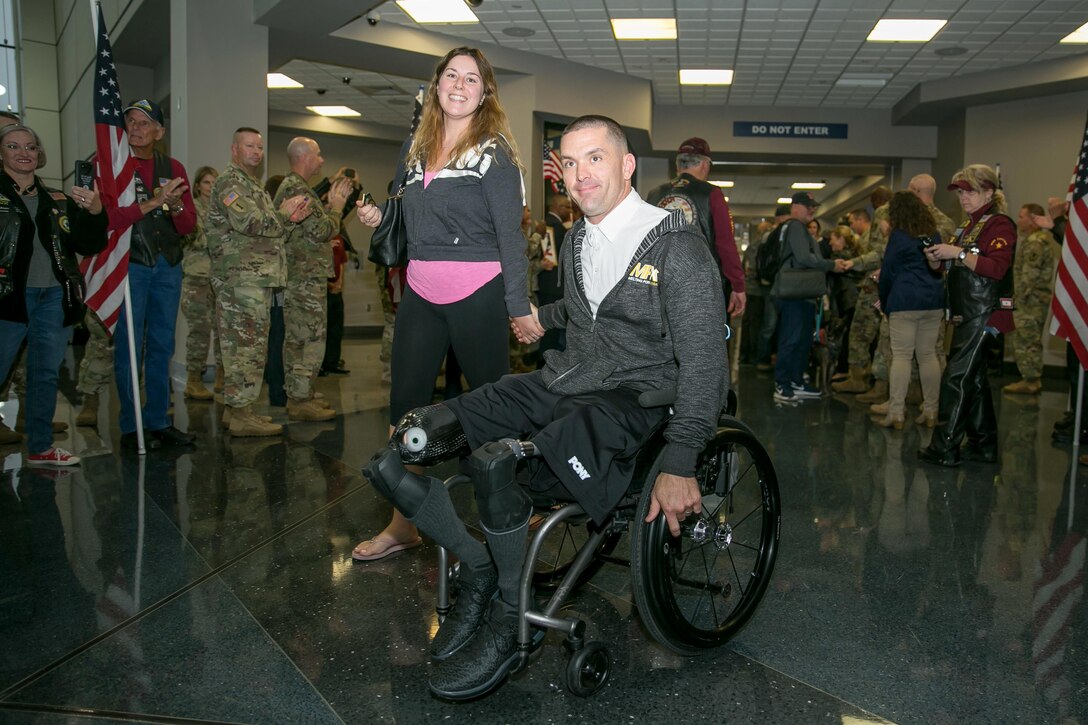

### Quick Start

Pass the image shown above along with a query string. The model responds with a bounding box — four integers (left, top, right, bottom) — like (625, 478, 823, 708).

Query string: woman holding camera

(918, 165, 1015, 466)
(354, 47, 540, 560)
(0, 124, 107, 465)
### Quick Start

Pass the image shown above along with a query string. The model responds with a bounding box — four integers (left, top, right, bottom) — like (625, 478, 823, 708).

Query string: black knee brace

(362, 447, 431, 518)
(392, 404, 469, 465)
(469, 441, 532, 532)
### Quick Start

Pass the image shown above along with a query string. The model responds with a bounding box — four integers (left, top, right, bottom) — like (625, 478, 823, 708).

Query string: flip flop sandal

(351, 535, 423, 562)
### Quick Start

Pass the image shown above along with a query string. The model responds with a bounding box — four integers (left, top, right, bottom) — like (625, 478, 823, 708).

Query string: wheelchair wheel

(532, 514, 621, 592)
(564, 641, 611, 696)
(631, 425, 780, 655)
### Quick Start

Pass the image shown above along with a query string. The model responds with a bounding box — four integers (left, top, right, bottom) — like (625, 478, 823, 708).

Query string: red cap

(947, 178, 996, 192)
(678, 137, 711, 156)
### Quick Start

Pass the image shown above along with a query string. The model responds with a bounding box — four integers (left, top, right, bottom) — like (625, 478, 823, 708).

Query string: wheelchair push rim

(631, 425, 780, 654)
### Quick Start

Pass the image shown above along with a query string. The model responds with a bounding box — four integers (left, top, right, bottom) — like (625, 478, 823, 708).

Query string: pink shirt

(407, 170, 501, 305)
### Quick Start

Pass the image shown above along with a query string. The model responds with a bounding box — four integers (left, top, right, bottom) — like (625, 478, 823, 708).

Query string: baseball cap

(678, 137, 711, 157)
(947, 178, 995, 192)
(123, 99, 164, 126)
(791, 191, 819, 208)
(774, 203, 791, 216)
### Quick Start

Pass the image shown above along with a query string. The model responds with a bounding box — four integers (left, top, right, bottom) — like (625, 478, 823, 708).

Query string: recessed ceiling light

(397, 0, 479, 24)
(267, 73, 303, 89)
(1060, 21, 1088, 43)
(611, 18, 677, 40)
(777, 197, 794, 204)
(836, 72, 891, 87)
(679, 69, 734, 85)
(867, 18, 947, 42)
(792, 182, 826, 190)
(306, 105, 361, 117)
(503, 26, 536, 37)
(709, 180, 734, 188)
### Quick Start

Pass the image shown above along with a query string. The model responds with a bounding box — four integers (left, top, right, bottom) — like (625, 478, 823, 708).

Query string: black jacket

(0, 173, 108, 326)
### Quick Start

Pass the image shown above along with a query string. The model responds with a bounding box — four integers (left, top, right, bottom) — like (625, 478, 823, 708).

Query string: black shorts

(445, 371, 669, 523)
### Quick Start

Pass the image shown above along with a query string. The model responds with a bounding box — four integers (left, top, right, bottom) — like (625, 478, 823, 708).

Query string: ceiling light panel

(396, 0, 479, 24)
(611, 18, 677, 40)
(867, 19, 947, 42)
(306, 105, 362, 117)
(267, 73, 302, 88)
(1060, 21, 1088, 43)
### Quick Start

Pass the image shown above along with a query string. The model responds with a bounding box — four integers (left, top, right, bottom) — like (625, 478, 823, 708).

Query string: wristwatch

(957, 249, 967, 261)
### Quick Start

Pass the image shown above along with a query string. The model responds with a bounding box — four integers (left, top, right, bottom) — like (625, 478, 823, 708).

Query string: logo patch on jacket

(567, 456, 591, 480)
(222, 191, 240, 207)
(655, 193, 696, 224)
(628, 262, 659, 286)
(58, 214, 70, 233)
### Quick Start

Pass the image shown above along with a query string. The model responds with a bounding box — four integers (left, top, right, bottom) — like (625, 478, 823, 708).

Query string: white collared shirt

(581, 189, 669, 317)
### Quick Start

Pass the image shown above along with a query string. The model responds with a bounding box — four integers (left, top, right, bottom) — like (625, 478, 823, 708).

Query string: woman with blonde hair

(919, 164, 1015, 466)
(355, 48, 542, 561)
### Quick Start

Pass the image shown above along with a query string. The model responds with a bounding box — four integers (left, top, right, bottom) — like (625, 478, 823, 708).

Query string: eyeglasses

(3, 143, 39, 153)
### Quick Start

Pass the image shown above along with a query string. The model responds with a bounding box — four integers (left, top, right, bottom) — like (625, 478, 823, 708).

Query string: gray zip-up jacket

(400, 138, 530, 316)
(537, 210, 728, 477)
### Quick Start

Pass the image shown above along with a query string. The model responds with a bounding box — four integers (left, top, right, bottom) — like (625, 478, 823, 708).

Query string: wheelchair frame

(434, 412, 781, 697)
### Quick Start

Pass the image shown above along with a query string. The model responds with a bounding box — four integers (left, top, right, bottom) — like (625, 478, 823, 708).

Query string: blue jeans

(0, 287, 69, 453)
(774, 298, 816, 390)
(113, 254, 183, 434)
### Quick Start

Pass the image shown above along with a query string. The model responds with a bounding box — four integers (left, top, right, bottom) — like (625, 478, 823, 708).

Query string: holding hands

(511, 304, 546, 343)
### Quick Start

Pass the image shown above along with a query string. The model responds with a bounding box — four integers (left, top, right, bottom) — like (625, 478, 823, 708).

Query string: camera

(366, 11, 380, 26)
(316, 88, 327, 95)
(919, 234, 937, 249)
(342, 77, 351, 85)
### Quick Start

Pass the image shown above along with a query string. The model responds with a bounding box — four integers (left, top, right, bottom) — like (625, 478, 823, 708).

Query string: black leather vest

(129, 152, 182, 267)
(645, 173, 719, 266)
(947, 213, 1014, 323)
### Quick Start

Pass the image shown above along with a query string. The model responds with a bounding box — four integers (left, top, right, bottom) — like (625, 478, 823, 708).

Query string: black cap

(791, 191, 818, 208)
(774, 203, 791, 216)
(123, 99, 164, 126)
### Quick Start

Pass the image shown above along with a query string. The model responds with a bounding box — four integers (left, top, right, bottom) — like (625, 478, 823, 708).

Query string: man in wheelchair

(362, 115, 729, 700)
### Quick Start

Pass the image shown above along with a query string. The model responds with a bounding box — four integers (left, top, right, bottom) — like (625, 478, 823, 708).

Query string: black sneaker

(429, 598, 519, 701)
(430, 565, 498, 661)
(149, 425, 196, 447)
(121, 432, 161, 451)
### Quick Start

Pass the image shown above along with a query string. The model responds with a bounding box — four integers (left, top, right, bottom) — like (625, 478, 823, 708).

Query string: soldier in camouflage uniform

(273, 138, 352, 422)
(205, 127, 311, 437)
(181, 165, 221, 401)
(1004, 203, 1059, 395)
(509, 207, 544, 372)
(832, 202, 882, 393)
(74, 310, 114, 425)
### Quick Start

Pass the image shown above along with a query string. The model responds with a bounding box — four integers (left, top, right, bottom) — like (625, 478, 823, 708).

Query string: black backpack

(756, 221, 790, 286)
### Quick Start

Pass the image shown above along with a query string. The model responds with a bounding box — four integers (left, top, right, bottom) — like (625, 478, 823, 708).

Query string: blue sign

(734, 122, 848, 139)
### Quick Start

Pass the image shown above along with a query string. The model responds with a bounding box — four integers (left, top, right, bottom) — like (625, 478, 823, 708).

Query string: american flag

(1032, 533, 1085, 715)
(1050, 111, 1088, 369)
(543, 141, 565, 194)
(80, 3, 136, 336)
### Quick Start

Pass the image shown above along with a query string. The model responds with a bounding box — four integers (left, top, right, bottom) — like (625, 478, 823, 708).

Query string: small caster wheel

(564, 641, 610, 696)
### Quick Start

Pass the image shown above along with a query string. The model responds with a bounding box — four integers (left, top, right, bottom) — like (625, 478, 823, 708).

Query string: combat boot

(312, 391, 332, 409)
(229, 406, 283, 437)
(857, 380, 889, 404)
(214, 366, 224, 393)
(76, 393, 99, 426)
(1003, 378, 1041, 395)
(287, 397, 336, 422)
(184, 371, 213, 400)
(831, 366, 868, 394)
(222, 407, 273, 426)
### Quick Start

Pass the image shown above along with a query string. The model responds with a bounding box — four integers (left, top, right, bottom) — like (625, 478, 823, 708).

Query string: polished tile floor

(0, 340, 1084, 724)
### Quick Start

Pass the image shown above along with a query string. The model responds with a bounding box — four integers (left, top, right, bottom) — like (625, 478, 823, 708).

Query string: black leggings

(389, 275, 510, 423)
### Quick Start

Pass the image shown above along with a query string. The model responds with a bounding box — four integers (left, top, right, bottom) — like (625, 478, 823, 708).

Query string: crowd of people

(740, 168, 1077, 468)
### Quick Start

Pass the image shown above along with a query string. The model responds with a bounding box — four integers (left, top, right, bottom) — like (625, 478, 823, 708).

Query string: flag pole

(123, 279, 146, 454)
(1071, 365, 1084, 531)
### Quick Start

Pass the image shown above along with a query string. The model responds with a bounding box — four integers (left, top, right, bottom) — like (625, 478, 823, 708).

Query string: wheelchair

(430, 388, 781, 697)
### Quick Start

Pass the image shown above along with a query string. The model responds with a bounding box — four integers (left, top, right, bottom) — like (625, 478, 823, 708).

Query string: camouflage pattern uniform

(273, 172, 337, 401)
(76, 310, 113, 395)
(375, 263, 396, 381)
(181, 195, 221, 373)
(846, 216, 884, 369)
(204, 162, 288, 408)
(1010, 229, 1058, 380)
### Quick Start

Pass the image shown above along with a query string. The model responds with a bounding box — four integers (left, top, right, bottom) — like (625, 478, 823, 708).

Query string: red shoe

(27, 447, 81, 467)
